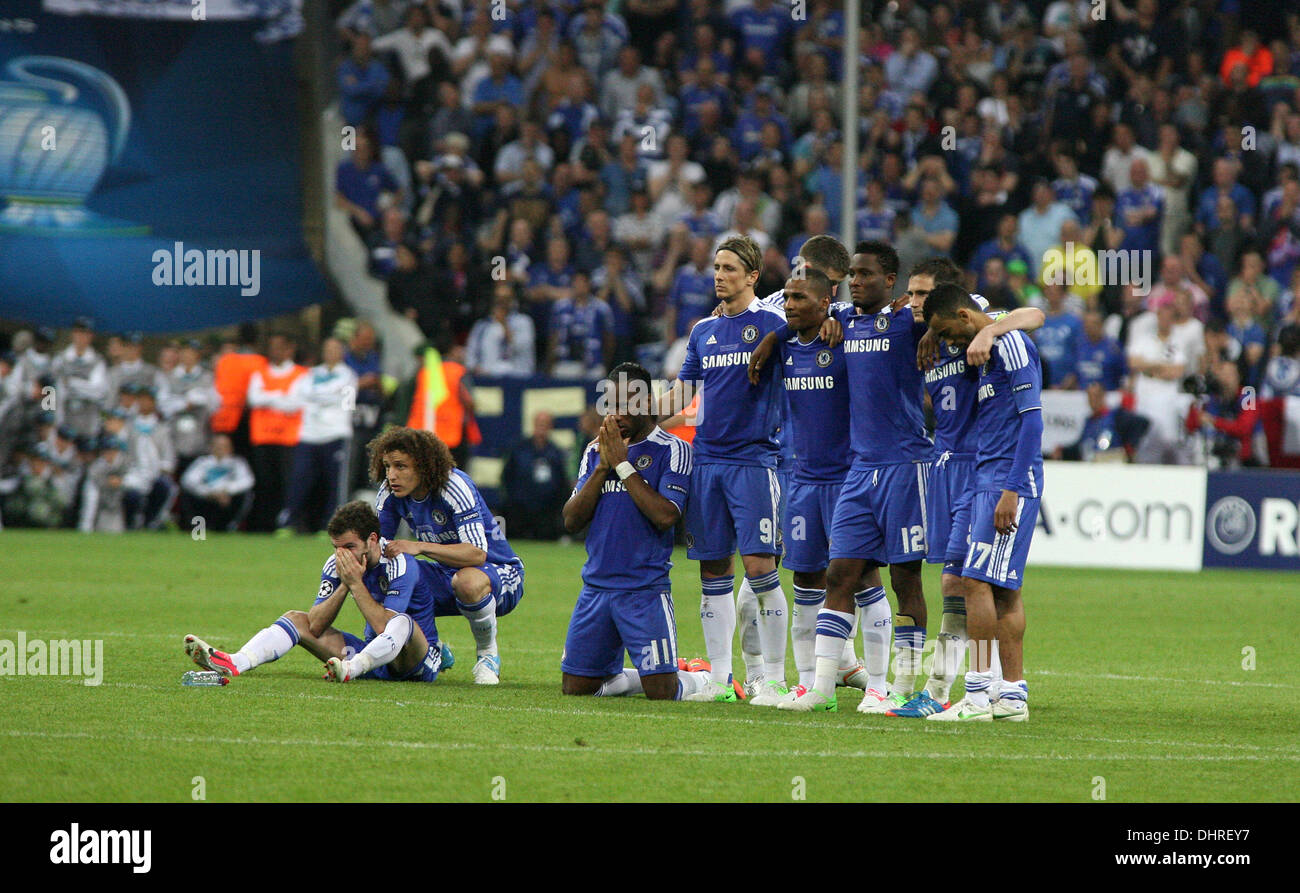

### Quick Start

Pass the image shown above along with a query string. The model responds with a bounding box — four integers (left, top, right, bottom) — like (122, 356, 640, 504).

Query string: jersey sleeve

(315, 555, 341, 606)
(444, 474, 489, 553)
(678, 324, 702, 383)
(999, 331, 1043, 413)
(374, 482, 399, 539)
(656, 437, 692, 515)
(378, 554, 414, 615)
(573, 441, 600, 496)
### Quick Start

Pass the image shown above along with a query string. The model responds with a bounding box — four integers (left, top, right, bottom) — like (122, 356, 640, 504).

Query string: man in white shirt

(1127, 296, 1195, 464)
(179, 433, 255, 533)
(1101, 123, 1151, 195)
(276, 338, 359, 534)
(371, 4, 450, 91)
(467, 287, 537, 378)
(52, 317, 109, 439)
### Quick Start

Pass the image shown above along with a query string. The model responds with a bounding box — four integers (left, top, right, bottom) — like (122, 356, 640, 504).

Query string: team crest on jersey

(635, 454, 652, 470)
(874, 314, 890, 332)
(741, 324, 759, 343)
(430, 510, 447, 526)
(816, 349, 832, 367)
(946, 343, 960, 356)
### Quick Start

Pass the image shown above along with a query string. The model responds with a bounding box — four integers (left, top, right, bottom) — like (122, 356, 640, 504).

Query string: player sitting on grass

(921, 283, 1039, 722)
(371, 427, 525, 685)
(560, 362, 715, 700)
(184, 500, 447, 683)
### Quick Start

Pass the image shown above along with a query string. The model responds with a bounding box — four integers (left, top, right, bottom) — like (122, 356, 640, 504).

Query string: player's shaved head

(603, 361, 656, 440)
(922, 283, 982, 325)
(797, 235, 850, 280)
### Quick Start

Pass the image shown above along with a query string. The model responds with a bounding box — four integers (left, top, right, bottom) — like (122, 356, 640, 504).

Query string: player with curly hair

(369, 427, 525, 684)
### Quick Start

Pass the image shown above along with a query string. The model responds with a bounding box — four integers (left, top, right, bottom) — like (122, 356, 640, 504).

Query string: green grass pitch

(1, 529, 1296, 802)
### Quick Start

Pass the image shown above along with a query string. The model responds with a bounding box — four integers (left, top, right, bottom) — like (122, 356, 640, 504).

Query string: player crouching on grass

(920, 284, 1038, 722)
(184, 500, 447, 683)
(560, 362, 715, 700)
(370, 427, 525, 685)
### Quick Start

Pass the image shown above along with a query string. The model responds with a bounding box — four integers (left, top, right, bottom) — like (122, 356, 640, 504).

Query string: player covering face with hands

(184, 500, 447, 684)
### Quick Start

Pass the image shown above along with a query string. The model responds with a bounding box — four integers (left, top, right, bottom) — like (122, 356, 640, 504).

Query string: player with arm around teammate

(560, 362, 715, 700)
(371, 427, 525, 685)
(921, 284, 1040, 722)
(184, 501, 446, 683)
(887, 258, 1045, 717)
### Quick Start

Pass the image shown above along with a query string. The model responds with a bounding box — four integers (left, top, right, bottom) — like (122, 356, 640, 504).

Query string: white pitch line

(4, 628, 1296, 692)
(2, 728, 1296, 763)
(28, 678, 1300, 758)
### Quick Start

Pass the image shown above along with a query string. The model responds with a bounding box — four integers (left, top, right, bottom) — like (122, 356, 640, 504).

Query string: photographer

(1189, 360, 1261, 468)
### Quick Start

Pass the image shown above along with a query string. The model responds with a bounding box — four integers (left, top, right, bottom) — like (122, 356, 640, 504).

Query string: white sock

(458, 592, 498, 656)
(927, 596, 968, 702)
(736, 578, 764, 681)
(855, 587, 891, 693)
(791, 586, 822, 689)
(676, 670, 709, 699)
(596, 668, 644, 697)
(892, 615, 926, 696)
(965, 668, 994, 708)
(700, 576, 736, 685)
(990, 639, 1004, 687)
(999, 678, 1027, 702)
(813, 608, 854, 695)
(348, 613, 412, 677)
(235, 617, 298, 673)
(748, 570, 787, 684)
(839, 612, 861, 670)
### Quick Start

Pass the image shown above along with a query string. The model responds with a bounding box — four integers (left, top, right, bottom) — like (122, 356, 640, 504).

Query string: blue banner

(1203, 470, 1300, 570)
(0, 0, 326, 331)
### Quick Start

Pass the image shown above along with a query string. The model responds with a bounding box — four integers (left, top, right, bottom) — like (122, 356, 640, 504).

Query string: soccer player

(889, 258, 1044, 717)
(736, 234, 872, 696)
(560, 362, 714, 700)
(921, 283, 1040, 722)
(184, 501, 447, 683)
(371, 427, 525, 685)
(753, 241, 930, 713)
(658, 235, 790, 704)
(769, 267, 895, 704)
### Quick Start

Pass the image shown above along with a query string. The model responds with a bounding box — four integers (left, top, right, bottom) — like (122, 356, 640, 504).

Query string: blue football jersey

(375, 469, 521, 568)
(831, 304, 932, 465)
(573, 427, 691, 590)
(779, 334, 851, 484)
(316, 544, 437, 644)
(678, 299, 788, 467)
(759, 289, 796, 471)
(924, 340, 981, 456)
(974, 330, 1044, 497)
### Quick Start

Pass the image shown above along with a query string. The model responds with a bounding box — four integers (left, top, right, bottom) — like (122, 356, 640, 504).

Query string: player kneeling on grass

(184, 500, 446, 683)
(920, 284, 1038, 722)
(371, 427, 525, 685)
(560, 362, 712, 700)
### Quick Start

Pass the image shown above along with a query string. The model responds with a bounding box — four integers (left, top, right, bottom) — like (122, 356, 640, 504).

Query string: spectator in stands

(499, 410, 571, 541)
(246, 333, 306, 532)
(276, 337, 357, 535)
(1018, 180, 1076, 276)
(591, 245, 645, 366)
(52, 317, 108, 440)
(466, 285, 536, 378)
(1148, 123, 1197, 257)
(1128, 294, 1194, 465)
(971, 213, 1033, 294)
(178, 433, 255, 533)
(335, 126, 400, 236)
(1115, 157, 1164, 258)
(1227, 250, 1281, 326)
(1197, 158, 1257, 234)
(344, 321, 383, 494)
(601, 45, 665, 122)
(614, 186, 666, 276)
(526, 236, 577, 345)
(372, 4, 450, 107)
(338, 31, 390, 127)
(612, 83, 673, 163)
(663, 235, 716, 342)
(548, 271, 615, 380)
(1262, 324, 1300, 398)
(108, 332, 168, 409)
(78, 434, 127, 533)
(336, 0, 408, 43)
(1056, 381, 1150, 462)
(1219, 29, 1273, 88)
(568, 0, 628, 78)
(1033, 284, 1084, 389)
(1100, 122, 1148, 195)
(495, 119, 556, 188)
(471, 43, 524, 142)
(1195, 360, 1260, 467)
(1076, 309, 1127, 391)
(1224, 287, 1267, 388)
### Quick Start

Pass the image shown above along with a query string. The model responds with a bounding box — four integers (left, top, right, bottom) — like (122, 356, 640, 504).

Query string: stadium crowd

(5, 0, 1300, 530)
